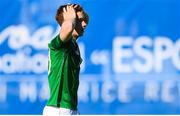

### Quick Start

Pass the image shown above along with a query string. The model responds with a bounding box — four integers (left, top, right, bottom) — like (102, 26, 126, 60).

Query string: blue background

(0, 0, 180, 114)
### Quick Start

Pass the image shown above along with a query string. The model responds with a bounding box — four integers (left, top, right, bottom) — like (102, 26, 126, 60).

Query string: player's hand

(63, 5, 76, 24)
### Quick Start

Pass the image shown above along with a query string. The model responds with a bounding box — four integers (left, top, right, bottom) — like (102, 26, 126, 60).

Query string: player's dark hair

(55, 4, 89, 26)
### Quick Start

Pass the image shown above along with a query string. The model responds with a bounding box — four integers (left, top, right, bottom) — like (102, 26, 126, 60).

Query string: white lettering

(133, 36, 153, 73)
(113, 37, 133, 73)
(161, 81, 175, 103)
(172, 39, 180, 70)
(39, 82, 49, 101)
(19, 82, 37, 102)
(118, 81, 131, 103)
(154, 37, 173, 72)
(144, 81, 159, 101)
(78, 81, 89, 102)
(90, 81, 99, 102)
(0, 82, 7, 102)
(102, 81, 116, 103)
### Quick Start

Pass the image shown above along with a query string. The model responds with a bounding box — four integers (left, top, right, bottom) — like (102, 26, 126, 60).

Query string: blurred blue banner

(0, 0, 180, 114)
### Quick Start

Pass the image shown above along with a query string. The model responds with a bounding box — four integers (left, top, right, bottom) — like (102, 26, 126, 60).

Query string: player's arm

(59, 5, 76, 42)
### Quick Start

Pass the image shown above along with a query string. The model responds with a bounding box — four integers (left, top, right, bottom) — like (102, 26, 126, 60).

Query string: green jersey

(47, 35, 82, 110)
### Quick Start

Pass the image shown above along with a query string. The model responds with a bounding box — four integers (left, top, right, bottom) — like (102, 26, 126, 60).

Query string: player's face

(72, 11, 87, 38)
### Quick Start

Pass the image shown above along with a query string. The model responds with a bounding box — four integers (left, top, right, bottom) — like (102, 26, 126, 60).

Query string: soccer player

(43, 4, 89, 115)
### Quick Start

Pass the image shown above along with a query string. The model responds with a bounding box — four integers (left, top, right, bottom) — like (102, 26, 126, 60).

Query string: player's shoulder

(48, 35, 69, 50)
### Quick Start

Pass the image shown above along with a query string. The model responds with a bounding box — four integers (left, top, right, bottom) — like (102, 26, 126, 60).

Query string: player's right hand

(63, 5, 76, 25)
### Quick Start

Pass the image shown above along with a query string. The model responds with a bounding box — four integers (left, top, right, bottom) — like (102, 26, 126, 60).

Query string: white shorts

(43, 106, 80, 115)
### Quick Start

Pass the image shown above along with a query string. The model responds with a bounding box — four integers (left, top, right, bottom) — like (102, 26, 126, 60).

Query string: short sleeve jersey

(47, 35, 82, 110)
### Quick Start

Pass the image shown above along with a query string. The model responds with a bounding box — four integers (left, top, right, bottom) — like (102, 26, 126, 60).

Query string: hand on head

(62, 4, 76, 23)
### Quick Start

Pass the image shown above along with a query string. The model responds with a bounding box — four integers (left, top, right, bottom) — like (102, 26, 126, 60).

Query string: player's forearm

(59, 20, 75, 42)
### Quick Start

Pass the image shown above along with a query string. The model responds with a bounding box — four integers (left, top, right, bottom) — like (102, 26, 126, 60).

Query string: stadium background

(0, 0, 180, 114)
